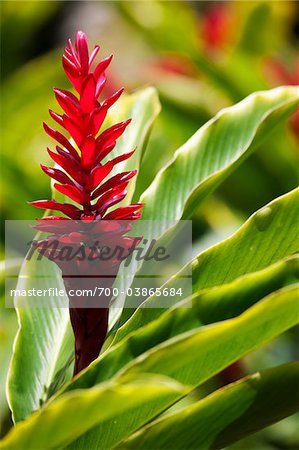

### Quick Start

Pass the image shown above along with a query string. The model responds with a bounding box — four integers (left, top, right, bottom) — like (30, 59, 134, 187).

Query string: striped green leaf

(115, 87, 299, 324)
(118, 362, 299, 450)
(58, 255, 298, 392)
(2, 286, 298, 450)
(0, 375, 185, 450)
(114, 188, 299, 341)
(140, 87, 299, 226)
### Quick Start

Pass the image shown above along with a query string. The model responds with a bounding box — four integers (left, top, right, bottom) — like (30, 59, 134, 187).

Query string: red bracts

(30, 31, 143, 376)
(30, 30, 142, 222)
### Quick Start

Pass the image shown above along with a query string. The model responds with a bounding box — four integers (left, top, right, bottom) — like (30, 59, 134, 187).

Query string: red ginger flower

(29, 31, 143, 375)
(31, 30, 142, 221)
(200, 3, 232, 52)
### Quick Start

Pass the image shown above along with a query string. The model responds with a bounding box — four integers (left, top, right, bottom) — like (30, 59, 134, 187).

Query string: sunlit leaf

(118, 362, 299, 449)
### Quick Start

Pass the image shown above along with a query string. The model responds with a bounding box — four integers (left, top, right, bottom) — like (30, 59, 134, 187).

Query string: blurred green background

(1, 1, 298, 446)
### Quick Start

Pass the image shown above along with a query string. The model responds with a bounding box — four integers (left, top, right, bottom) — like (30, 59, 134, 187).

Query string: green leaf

(115, 188, 299, 340)
(116, 88, 298, 323)
(118, 362, 299, 450)
(0, 310, 17, 436)
(238, 3, 276, 55)
(3, 286, 298, 449)
(6, 87, 160, 424)
(192, 188, 299, 290)
(117, 88, 298, 329)
(57, 257, 298, 393)
(105, 87, 161, 204)
(140, 87, 298, 225)
(6, 259, 74, 424)
(0, 375, 185, 450)
(116, 285, 299, 386)
(54, 285, 299, 449)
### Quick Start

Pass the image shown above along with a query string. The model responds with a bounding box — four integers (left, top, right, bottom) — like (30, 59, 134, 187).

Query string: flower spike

(34, 31, 140, 221)
(30, 31, 143, 376)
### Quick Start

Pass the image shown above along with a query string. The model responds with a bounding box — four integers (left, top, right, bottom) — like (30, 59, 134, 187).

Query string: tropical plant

(1, 28, 299, 450)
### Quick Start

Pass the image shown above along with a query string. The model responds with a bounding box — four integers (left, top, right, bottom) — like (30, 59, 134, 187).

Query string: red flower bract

(29, 31, 143, 376)
(30, 30, 142, 221)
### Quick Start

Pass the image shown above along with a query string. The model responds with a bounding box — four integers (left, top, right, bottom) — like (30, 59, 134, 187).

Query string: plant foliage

(2, 85, 299, 449)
